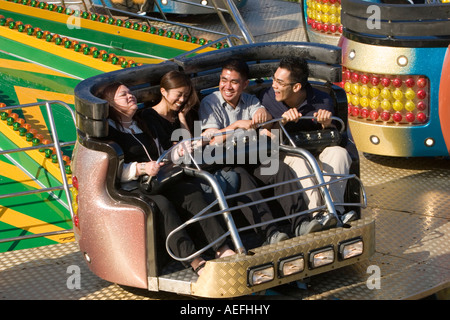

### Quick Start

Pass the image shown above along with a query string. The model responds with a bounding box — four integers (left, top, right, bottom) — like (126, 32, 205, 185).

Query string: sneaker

(295, 219, 322, 236)
(340, 210, 358, 224)
(264, 231, 289, 245)
(320, 213, 338, 230)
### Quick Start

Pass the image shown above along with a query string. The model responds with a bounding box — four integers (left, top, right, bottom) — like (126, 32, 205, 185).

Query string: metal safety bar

(164, 162, 365, 261)
(160, 117, 364, 261)
(0, 101, 76, 244)
(165, 168, 246, 262)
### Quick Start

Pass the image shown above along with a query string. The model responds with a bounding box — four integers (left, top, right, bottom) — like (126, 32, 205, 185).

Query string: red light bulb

(392, 112, 402, 123)
(417, 90, 427, 99)
(361, 108, 369, 118)
(352, 107, 360, 117)
(405, 112, 415, 123)
(380, 111, 391, 121)
(381, 77, 391, 87)
(351, 72, 359, 83)
(392, 78, 402, 88)
(72, 176, 79, 190)
(416, 112, 427, 123)
(344, 70, 351, 80)
(405, 78, 415, 88)
(370, 110, 379, 121)
(417, 101, 426, 111)
(417, 77, 427, 88)
(370, 76, 380, 86)
(361, 74, 370, 84)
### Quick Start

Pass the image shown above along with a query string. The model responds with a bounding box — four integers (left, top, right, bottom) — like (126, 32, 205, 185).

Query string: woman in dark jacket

(100, 82, 235, 276)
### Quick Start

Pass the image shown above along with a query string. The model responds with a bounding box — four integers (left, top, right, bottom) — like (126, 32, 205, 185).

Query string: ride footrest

(157, 217, 375, 298)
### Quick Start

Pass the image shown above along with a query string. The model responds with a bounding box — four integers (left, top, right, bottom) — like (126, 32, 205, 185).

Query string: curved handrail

(0, 100, 76, 244)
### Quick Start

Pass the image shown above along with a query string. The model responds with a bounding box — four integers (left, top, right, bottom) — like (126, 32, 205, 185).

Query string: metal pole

(222, 0, 255, 44)
(188, 169, 246, 254)
(44, 102, 76, 220)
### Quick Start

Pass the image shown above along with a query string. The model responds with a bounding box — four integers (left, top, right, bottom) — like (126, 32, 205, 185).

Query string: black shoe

(264, 231, 289, 245)
(320, 213, 338, 230)
(340, 210, 358, 224)
(295, 219, 322, 236)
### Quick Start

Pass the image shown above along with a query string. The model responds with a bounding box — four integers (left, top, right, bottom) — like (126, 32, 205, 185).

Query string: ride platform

(1, 152, 449, 300)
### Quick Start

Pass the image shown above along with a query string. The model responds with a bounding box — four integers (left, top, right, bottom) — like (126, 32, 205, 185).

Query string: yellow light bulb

(380, 88, 391, 100)
(360, 85, 369, 96)
(405, 100, 416, 111)
(329, 14, 337, 24)
(370, 97, 380, 109)
(381, 99, 391, 110)
(344, 82, 352, 93)
(392, 89, 403, 100)
(370, 87, 380, 98)
(329, 4, 337, 15)
(351, 95, 360, 106)
(360, 97, 369, 108)
(405, 88, 416, 100)
(351, 83, 360, 95)
(393, 100, 403, 112)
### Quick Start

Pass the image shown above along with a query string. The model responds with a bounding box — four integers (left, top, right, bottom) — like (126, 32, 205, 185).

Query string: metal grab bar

(165, 168, 245, 262)
(263, 116, 346, 134)
(156, 116, 345, 165)
(0, 100, 76, 244)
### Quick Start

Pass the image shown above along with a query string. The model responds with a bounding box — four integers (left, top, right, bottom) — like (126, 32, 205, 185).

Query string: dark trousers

(235, 161, 307, 237)
(147, 194, 196, 266)
(162, 179, 229, 259)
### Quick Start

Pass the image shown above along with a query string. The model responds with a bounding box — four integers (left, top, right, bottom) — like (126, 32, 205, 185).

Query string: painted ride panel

(439, 45, 450, 155)
(0, 0, 218, 252)
(339, 0, 450, 157)
(302, 0, 450, 157)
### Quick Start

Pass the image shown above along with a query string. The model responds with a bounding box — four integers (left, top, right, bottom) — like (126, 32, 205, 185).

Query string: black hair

(222, 58, 250, 80)
(278, 57, 309, 88)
